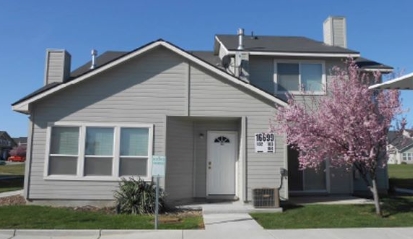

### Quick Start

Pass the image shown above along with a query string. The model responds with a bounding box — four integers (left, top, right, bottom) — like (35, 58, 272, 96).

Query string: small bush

(115, 177, 165, 215)
(401, 162, 407, 165)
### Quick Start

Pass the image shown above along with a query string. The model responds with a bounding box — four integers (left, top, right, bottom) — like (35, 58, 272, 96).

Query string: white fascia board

(227, 50, 360, 58)
(13, 40, 287, 112)
(369, 72, 413, 89)
(214, 36, 229, 56)
(360, 68, 393, 73)
(12, 104, 29, 114)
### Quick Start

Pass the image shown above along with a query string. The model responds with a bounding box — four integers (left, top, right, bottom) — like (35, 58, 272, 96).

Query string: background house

(12, 16, 391, 206)
(388, 130, 413, 164)
(12, 137, 28, 147)
(0, 131, 17, 160)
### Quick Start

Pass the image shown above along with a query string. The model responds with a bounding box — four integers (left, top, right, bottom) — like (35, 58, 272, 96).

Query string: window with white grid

(45, 123, 153, 180)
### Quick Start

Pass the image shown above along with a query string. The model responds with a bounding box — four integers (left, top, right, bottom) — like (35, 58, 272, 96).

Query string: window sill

(44, 175, 152, 182)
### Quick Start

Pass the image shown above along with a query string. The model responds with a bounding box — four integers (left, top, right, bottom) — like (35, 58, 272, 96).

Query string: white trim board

(369, 72, 413, 90)
(226, 50, 360, 58)
(12, 40, 288, 113)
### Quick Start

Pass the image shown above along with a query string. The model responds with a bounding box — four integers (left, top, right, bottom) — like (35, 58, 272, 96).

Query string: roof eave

(226, 50, 360, 58)
(369, 72, 413, 90)
(360, 68, 393, 73)
(12, 104, 29, 114)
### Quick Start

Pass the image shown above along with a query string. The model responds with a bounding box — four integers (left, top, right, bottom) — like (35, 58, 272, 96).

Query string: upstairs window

(275, 61, 325, 94)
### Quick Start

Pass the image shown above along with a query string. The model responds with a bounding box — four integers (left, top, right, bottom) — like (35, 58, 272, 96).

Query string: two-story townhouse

(12, 16, 391, 206)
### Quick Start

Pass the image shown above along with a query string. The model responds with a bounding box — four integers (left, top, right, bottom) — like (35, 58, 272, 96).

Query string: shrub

(114, 177, 165, 215)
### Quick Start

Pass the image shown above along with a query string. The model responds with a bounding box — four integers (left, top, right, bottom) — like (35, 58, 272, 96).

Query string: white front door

(207, 131, 237, 195)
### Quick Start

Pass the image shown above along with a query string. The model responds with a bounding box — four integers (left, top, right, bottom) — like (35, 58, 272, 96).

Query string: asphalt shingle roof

(388, 131, 413, 151)
(12, 36, 392, 106)
(216, 34, 360, 54)
(355, 57, 393, 71)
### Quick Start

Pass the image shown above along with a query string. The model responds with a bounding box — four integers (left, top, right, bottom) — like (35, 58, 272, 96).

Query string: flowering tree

(9, 145, 27, 157)
(272, 61, 403, 216)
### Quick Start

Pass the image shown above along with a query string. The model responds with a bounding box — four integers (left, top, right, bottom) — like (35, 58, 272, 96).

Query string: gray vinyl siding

(165, 117, 194, 202)
(189, 65, 286, 200)
(44, 50, 71, 85)
(249, 56, 274, 93)
(29, 47, 187, 200)
(329, 166, 352, 194)
(193, 119, 240, 198)
(353, 166, 388, 193)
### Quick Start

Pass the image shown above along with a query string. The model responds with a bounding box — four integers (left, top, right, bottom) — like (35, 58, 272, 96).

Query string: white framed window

(274, 60, 326, 94)
(44, 122, 153, 181)
(402, 152, 413, 161)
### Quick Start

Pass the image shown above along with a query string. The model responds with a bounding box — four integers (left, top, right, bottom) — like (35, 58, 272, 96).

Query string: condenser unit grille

(253, 188, 279, 208)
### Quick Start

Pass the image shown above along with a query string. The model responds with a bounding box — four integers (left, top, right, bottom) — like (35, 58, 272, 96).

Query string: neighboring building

(0, 131, 17, 160)
(388, 131, 413, 164)
(12, 16, 391, 206)
(13, 137, 28, 147)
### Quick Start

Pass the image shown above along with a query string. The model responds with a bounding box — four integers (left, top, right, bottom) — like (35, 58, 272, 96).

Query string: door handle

(208, 161, 211, 169)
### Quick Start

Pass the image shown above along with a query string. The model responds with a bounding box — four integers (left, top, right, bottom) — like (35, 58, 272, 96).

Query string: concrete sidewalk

(1, 227, 413, 239)
(0, 189, 22, 198)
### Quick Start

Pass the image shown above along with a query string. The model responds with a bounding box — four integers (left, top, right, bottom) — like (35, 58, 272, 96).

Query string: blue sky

(1, 0, 413, 137)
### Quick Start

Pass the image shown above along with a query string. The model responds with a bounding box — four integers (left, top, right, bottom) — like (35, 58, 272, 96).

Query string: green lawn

(251, 196, 413, 229)
(0, 164, 25, 176)
(0, 206, 203, 229)
(388, 164, 413, 190)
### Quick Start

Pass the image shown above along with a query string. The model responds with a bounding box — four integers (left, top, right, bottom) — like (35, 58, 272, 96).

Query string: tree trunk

(370, 178, 382, 217)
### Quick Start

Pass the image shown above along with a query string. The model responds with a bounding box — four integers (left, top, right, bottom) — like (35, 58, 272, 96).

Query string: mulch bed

(0, 195, 26, 206)
(0, 195, 202, 219)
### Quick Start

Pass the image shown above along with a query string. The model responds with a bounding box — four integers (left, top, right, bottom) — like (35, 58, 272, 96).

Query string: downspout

(242, 116, 247, 202)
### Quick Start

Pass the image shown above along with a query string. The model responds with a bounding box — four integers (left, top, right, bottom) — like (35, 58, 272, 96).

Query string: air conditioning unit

(253, 188, 279, 208)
